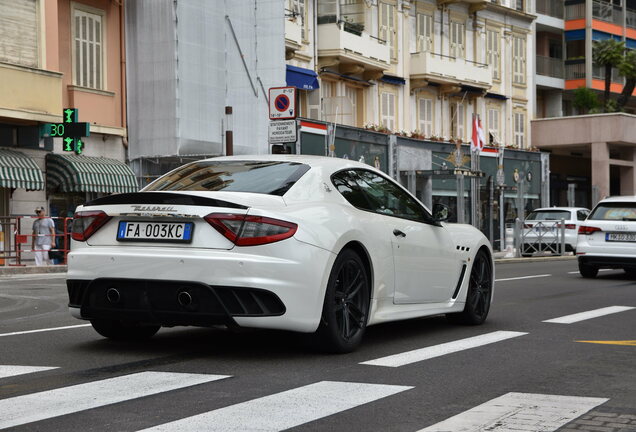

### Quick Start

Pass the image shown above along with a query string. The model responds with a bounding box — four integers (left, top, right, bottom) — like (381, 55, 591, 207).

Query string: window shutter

(0, 0, 38, 67)
(74, 8, 103, 89)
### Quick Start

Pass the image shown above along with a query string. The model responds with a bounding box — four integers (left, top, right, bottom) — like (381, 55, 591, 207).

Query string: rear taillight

(71, 211, 112, 241)
(204, 213, 298, 246)
(578, 225, 602, 235)
(523, 223, 533, 229)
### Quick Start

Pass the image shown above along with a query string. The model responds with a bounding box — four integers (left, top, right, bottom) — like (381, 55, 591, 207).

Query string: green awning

(0, 149, 44, 190)
(46, 153, 139, 193)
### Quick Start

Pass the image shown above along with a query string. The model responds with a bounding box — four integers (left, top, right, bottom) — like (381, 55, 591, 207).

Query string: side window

(332, 169, 433, 224)
(577, 210, 589, 221)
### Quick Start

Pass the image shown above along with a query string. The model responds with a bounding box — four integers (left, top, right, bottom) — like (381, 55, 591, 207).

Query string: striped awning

(0, 149, 44, 191)
(46, 153, 139, 194)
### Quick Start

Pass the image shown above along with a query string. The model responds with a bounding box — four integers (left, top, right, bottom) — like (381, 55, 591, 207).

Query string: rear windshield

(526, 210, 571, 221)
(143, 161, 310, 196)
(589, 203, 636, 221)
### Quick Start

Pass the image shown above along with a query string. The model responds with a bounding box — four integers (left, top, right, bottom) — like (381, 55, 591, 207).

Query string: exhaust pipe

(177, 291, 193, 307)
(106, 287, 121, 304)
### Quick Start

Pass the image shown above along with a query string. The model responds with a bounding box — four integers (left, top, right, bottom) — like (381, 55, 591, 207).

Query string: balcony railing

(565, 62, 585, 80)
(565, 2, 585, 20)
(318, 22, 390, 70)
(536, 0, 563, 19)
(593, 65, 625, 85)
(627, 8, 636, 28)
(592, 0, 623, 25)
(410, 51, 491, 87)
(537, 56, 564, 79)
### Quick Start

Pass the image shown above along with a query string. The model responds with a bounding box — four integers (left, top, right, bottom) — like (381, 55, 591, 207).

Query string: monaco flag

(471, 114, 486, 153)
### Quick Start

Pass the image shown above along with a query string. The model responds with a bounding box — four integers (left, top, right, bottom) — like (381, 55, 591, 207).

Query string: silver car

(522, 207, 590, 256)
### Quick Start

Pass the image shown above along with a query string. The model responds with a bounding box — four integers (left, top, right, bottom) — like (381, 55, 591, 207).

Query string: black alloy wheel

(90, 319, 160, 340)
(447, 249, 492, 325)
(316, 249, 370, 353)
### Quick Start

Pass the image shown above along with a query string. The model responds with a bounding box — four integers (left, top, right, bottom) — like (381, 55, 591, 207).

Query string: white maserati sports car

(67, 155, 494, 352)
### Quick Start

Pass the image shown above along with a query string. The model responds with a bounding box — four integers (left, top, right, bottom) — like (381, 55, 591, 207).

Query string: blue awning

(380, 75, 406, 85)
(591, 30, 622, 42)
(485, 92, 508, 100)
(565, 29, 585, 41)
(286, 65, 319, 90)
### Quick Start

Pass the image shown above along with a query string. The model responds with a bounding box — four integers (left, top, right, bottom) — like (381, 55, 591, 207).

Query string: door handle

(393, 229, 406, 238)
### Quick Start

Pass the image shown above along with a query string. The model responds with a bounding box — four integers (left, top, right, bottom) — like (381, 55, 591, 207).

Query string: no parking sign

(269, 87, 296, 120)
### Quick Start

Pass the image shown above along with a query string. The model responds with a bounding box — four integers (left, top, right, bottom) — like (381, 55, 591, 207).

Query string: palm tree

(592, 39, 625, 111)
(617, 49, 636, 111)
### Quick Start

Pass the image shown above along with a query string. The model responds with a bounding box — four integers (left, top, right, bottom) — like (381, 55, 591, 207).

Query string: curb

(0, 265, 67, 276)
(494, 256, 577, 264)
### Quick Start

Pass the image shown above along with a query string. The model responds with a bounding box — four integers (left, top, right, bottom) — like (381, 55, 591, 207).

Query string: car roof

(530, 207, 589, 212)
(597, 195, 636, 203)
(198, 154, 377, 172)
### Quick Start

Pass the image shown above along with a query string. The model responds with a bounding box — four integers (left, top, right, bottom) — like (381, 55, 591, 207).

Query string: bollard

(504, 224, 515, 258)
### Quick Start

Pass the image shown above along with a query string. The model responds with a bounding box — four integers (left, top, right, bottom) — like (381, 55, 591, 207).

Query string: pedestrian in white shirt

(32, 207, 55, 266)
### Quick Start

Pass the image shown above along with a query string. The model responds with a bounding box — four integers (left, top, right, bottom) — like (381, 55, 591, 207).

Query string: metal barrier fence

(0, 216, 72, 266)
(516, 218, 566, 257)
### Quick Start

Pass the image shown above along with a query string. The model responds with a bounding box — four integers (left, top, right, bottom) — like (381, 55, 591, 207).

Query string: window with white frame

(416, 13, 433, 53)
(288, 0, 307, 40)
(380, 91, 396, 131)
(513, 35, 527, 85)
(73, 7, 104, 90)
(486, 29, 501, 81)
(450, 102, 465, 140)
(514, 111, 525, 148)
(487, 107, 501, 145)
(450, 21, 465, 59)
(379, 2, 397, 61)
(417, 97, 433, 137)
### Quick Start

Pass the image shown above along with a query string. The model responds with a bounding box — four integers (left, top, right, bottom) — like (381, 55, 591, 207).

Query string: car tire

(447, 249, 492, 325)
(578, 262, 598, 278)
(90, 319, 160, 340)
(316, 248, 370, 354)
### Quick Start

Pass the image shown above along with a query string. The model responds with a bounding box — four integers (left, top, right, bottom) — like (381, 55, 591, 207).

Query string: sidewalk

(0, 253, 577, 276)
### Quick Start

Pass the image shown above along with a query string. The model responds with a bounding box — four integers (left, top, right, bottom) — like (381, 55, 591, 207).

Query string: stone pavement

(558, 409, 636, 432)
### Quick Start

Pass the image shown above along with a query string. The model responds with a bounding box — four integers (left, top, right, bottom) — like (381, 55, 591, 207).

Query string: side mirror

(432, 203, 450, 223)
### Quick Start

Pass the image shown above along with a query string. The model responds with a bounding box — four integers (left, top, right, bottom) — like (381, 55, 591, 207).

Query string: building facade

(0, 0, 136, 222)
(286, 0, 535, 150)
(533, 0, 636, 207)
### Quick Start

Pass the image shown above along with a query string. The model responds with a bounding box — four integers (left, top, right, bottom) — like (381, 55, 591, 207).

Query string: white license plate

(117, 221, 193, 242)
(606, 232, 636, 242)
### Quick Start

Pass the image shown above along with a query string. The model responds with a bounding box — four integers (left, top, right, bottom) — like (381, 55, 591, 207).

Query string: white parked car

(522, 207, 590, 256)
(577, 196, 636, 278)
(67, 155, 493, 352)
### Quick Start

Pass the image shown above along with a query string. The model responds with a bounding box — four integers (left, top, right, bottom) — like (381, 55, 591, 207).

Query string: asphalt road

(0, 259, 635, 432)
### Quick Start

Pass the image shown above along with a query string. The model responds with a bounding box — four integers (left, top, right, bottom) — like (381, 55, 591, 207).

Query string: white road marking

(495, 274, 551, 282)
(543, 306, 636, 324)
(416, 392, 607, 432)
(0, 366, 58, 379)
(0, 371, 230, 430)
(360, 331, 528, 368)
(0, 324, 91, 338)
(137, 381, 412, 432)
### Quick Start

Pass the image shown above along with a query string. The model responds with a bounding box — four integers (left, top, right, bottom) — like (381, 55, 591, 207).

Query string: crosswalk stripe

(0, 366, 58, 379)
(0, 324, 92, 338)
(137, 381, 413, 432)
(543, 305, 635, 324)
(416, 392, 608, 432)
(360, 331, 528, 368)
(0, 371, 230, 430)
